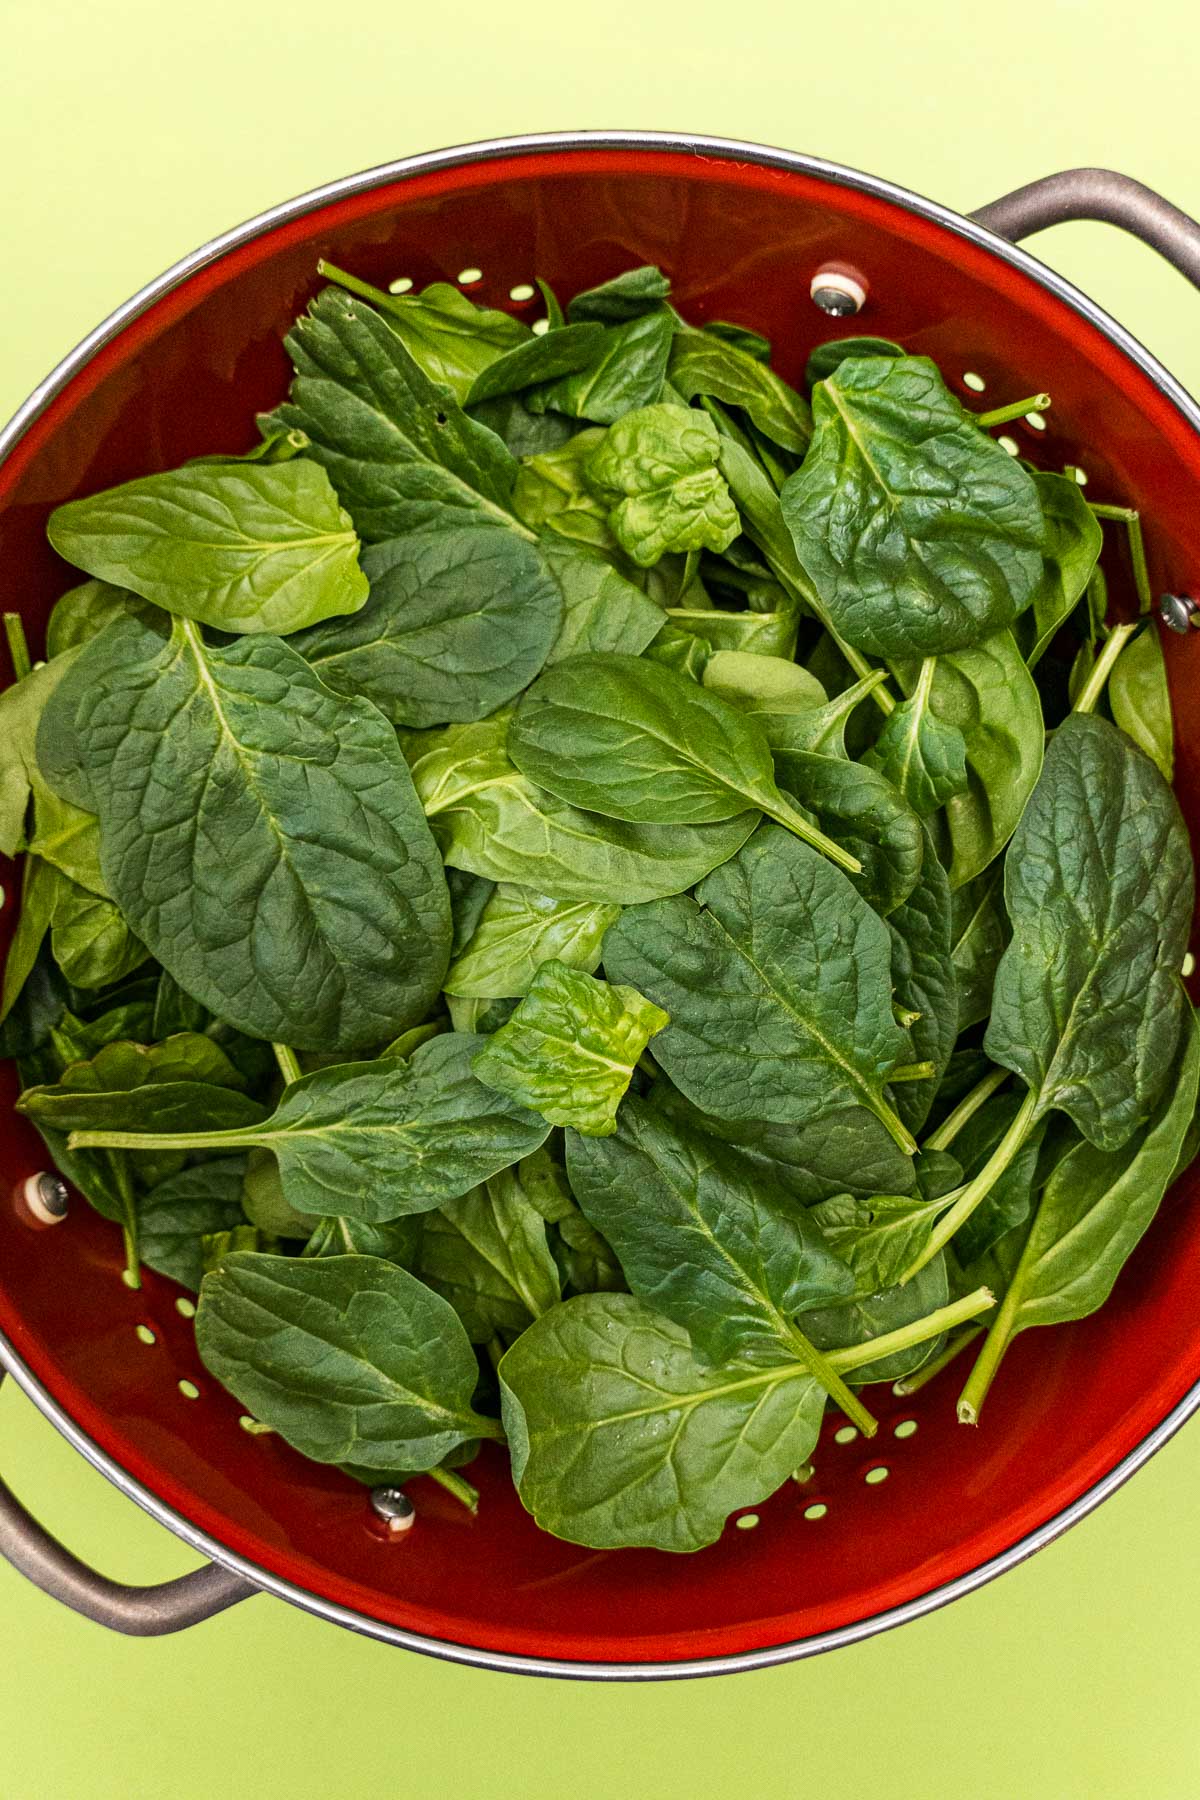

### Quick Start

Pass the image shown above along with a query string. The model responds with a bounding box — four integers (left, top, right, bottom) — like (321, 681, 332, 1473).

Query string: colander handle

(0, 1375, 256, 1634)
(971, 168, 1200, 289)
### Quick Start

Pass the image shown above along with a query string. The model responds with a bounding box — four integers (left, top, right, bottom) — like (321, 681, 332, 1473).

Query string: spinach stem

(892, 1324, 984, 1395)
(923, 1067, 1009, 1151)
(826, 1288, 994, 1376)
(975, 393, 1050, 430)
(426, 1466, 480, 1513)
(3, 613, 31, 682)
(121, 1226, 141, 1289)
(70, 1127, 259, 1153)
(1087, 504, 1154, 614)
(1072, 621, 1138, 716)
(272, 1043, 302, 1086)
(898, 1088, 1040, 1284)
(317, 259, 394, 310)
(787, 1323, 878, 1436)
(765, 795, 863, 876)
(888, 1061, 935, 1084)
(957, 1258, 1033, 1423)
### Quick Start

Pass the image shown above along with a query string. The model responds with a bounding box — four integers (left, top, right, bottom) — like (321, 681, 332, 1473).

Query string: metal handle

(971, 168, 1200, 291)
(0, 1373, 256, 1634)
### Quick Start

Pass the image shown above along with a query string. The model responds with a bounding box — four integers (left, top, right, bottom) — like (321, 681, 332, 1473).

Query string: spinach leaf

(467, 393, 577, 458)
(701, 649, 826, 720)
(0, 649, 84, 858)
(863, 660, 969, 816)
(1016, 471, 1103, 668)
(565, 1097, 852, 1363)
(667, 329, 812, 453)
(948, 1091, 1047, 1267)
(508, 654, 859, 873)
(583, 405, 739, 566)
(804, 337, 904, 389)
(603, 824, 917, 1152)
(50, 609, 451, 1054)
(526, 311, 675, 424)
(408, 712, 758, 904)
(419, 1168, 561, 1341)
(473, 961, 668, 1136)
(811, 1193, 943, 1299)
(887, 829, 957, 1133)
(512, 432, 617, 552)
(1, 857, 61, 1026)
(659, 603, 799, 662)
(45, 579, 141, 659)
(48, 461, 368, 636)
(139, 1157, 249, 1290)
(320, 268, 530, 403)
(69, 1033, 550, 1222)
(500, 1291, 829, 1551)
(445, 883, 619, 998)
(773, 749, 924, 915)
(48, 876, 147, 991)
(241, 1149, 320, 1240)
(466, 323, 607, 406)
(196, 1251, 503, 1469)
(781, 356, 1044, 657)
(1108, 624, 1174, 781)
(565, 266, 671, 322)
(704, 320, 772, 362)
(262, 288, 519, 539)
(986, 713, 1193, 1150)
(950, 865, 1008, 1031)
(537, 541, 664, 664)
(905, 629, 1045, 890)
(805, 1254, 950, 1385)
(294, 519, 560, 727)
(303, 1213, 425, 1265)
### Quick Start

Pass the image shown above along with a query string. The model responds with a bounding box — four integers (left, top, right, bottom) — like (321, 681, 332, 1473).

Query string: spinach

(512, 432, 616, 551)
(473, 961, 668, 1136)
(47, 608, 451, 1053)
(950, 865, 1008, 1031)
(667, 329, 812, 453)
(419, 1168, 561, 1342)
(444, 883, 619, 999)
(772, 749, 924, 915)
(526, 311, 676, 425)
(565, 266, 671, 321)
(1108, 623, 1174, 781)
(508, 654, 860, 873)
(69, 1033, 550, 1223)
(781, 356, 1044, 657)
(318, 266, 530, 403)
(1017, 471, 1103, 668)
(49, 876, 147, 991)
(804, 336, 904, 388)
(48, 461, 367, 636)
(603, 825, 918, 1153)
(196, 1251, 504, 1468)
(886, 829, 957, 1133)
(584, 405, 740, 566)
(294, 520, 561, 727)
(863, 658, 969, 817)
(538, 546, 664, 667)
(139, 1157, 250, 1291)
(45, 579, 140, 659)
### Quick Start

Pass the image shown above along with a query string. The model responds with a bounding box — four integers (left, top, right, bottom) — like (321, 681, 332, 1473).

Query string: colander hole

(997, 435, 1021, 457)
(1183, 952, 1196, 979)
(387, 277, 414, 295)
(894, 1419, 918, 1439)
(509, 283, 536, 302)
(457, 267, 483, 286)
(178, 1379, 200, 1401)
(962, 371, 986, 392)
(1025, 411, 1048, 432)
(135, 1324, 156, 1346)
(803, 1503, 828, 1520)
(532, 318, 551, 337)
(791, 1462, 815, 1484)
(735, 1513, 760, 1531)
(834, 1425, 858, 1445)
(175, 1297, 196, 1318)
(865, 1465, 890, 1485)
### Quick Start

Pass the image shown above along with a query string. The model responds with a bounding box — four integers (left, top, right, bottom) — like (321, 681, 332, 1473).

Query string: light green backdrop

(2, 2, 1199, 1795)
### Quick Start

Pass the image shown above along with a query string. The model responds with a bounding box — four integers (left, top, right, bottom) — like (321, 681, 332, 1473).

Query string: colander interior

(2, 141, 1199, 1669)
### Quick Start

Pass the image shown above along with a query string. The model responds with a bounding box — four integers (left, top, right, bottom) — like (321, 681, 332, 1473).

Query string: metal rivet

(810, 269, 867, 316)
(22, 1172, 69, 1225)
(370, 1486, 415, 1534)
(1160, 594, 1199, 634)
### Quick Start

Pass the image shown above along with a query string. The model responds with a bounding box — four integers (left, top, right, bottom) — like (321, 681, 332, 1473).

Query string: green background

(2, 0, 1199, 1793)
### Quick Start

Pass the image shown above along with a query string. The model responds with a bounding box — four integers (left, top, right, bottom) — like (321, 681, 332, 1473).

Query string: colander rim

(3, 128, 1199, 1679)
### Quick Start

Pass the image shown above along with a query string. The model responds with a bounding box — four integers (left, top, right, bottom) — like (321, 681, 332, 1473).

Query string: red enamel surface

(3, 144, 1200, 1667)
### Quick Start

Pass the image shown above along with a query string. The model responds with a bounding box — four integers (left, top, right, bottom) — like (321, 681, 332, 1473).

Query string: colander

(3, 132, 1200, 1681)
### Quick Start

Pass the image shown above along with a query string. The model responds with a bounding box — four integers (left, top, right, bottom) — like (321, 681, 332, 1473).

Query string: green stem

(888, 1061, 935, 1084)
(912, 655, 937, 714)
(70, 1126, 259, 1153)
(975, 393, 1051, 430)
(1088, 505, 1154, 615)
(956, 1263, 1031, 1423)
(317, 259, 395, 311)
(892, 1325, 983, 1395)
(763, 794, 863, 877)
(827, 1288, 995, 1376)
(484, 1337, 504, 1375)
(923, 1067, 1009, 1152)
(426, 1466, 479, 1513)
(272, 1043, 302, 1087)
(1072, 621, 1138, 716)
(787, 1324, 878, 1436)
(899, 1088, 1040, 1284)
(3, 614, 31, 682)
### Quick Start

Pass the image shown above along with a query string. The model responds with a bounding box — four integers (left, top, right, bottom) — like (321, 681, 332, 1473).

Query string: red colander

(3, 133, 1200, 1679)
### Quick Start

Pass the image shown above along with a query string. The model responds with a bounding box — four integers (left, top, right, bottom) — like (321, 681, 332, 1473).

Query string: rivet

(1160, 594, 1199, 634)
(810, 269, 867, 316)
(370, 1486, 415, 1534)
(21, 1172, 69, 1225)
